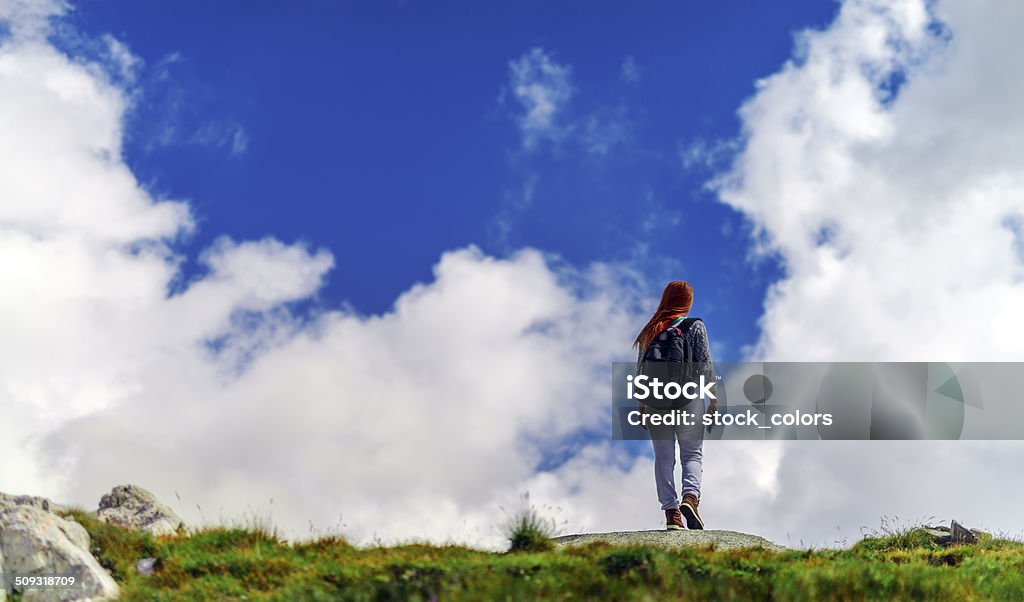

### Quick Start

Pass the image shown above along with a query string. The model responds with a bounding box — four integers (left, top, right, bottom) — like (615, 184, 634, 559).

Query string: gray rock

(554, 529, 786, 551)
(135, 557, 157, 577)
(0, 493, 68, 516)
(950, 520, 979, 545)
(0, 504, 119, 601)
(922, 520, 984, 547)
(922, 528, 950, 540)
(96, 485, 184, 537)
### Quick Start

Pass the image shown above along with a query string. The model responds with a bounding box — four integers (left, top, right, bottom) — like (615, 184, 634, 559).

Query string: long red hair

(633, 281, 694, 350)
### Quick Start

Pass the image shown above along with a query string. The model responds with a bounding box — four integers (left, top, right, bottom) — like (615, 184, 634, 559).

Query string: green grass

(503, 505, 558, 553)
(62, 510, 1024, 601)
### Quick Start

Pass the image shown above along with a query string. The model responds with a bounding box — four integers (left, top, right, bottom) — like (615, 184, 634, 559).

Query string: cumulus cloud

(0, 6, 330, 497)
(39, 245, 652, 546)
(716, 0, 1024, 362)
(707, 0, 1024, 543)
(0, 5, 659, 548)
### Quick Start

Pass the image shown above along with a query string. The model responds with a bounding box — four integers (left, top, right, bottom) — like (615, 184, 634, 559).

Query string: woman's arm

(690, 321, 715, 375)
(690, 321, 719, 430)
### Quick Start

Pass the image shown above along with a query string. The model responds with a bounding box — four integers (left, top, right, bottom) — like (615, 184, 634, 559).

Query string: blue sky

(71, 0, 839, 360)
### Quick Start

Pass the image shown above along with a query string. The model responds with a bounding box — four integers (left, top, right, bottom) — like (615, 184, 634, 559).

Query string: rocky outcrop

(0, 493, 69, 516)
(922, 520, 985, 547)
(0, 497, 119, 601)
(1, 484, 186, 600)
(96, 485, 184, 537)
(554, 529, 786, 551)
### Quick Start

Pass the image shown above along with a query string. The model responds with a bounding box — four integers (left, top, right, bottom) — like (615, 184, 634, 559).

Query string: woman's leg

(650, 424, 679, 510)
(677, 400, 705, 500)
(676, 401, 706, 529)
(677, 436, 703, 499)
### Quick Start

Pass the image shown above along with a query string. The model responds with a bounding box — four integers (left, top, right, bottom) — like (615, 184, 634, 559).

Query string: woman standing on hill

(634, 281, 717, 531)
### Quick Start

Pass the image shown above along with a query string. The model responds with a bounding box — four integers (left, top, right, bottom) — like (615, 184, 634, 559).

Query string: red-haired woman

(634, 281, 717, 530)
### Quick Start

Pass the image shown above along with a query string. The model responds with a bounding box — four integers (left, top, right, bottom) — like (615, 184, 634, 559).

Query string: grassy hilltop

(62, 509, 1024, 601)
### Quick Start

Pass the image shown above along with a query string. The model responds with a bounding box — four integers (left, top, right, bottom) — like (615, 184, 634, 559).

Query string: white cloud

(620, 55, 640, 83)
(101, 34, 141, 84)
(506, 47, 574, 150)
(40, 247, 652, 547)
(116, 48, 249, 157)
(679, 137, 739, 172)
(503, 47, 633, 158)
(0, 0, 65, 40)
(491, 173, 538, 247)
(705, 0, 1024, 544)
(717, 0, 1024, 362)
(0, 6, 662, 549)
(230, 126, 249, 155)
(188, 120, 249, 156)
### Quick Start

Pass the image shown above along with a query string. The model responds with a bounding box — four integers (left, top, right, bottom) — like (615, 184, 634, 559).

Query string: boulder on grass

(0, 493, 68, 516)
(96, 485, 184, 537)
(922, 520, 984, 547)
(0, 500, 119, 601)
(554, 529, 786, 551)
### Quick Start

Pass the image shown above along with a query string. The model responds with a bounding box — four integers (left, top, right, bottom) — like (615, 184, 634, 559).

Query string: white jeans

(649, 400, 704, 510)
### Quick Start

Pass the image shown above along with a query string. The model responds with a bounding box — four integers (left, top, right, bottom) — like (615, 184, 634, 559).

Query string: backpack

(637, 317, 703, 409)
(640, 317, 701, 364)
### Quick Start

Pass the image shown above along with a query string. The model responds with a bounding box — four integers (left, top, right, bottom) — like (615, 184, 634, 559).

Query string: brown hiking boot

(665, 508, 684, 531)
(680, 494, 704, 530)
